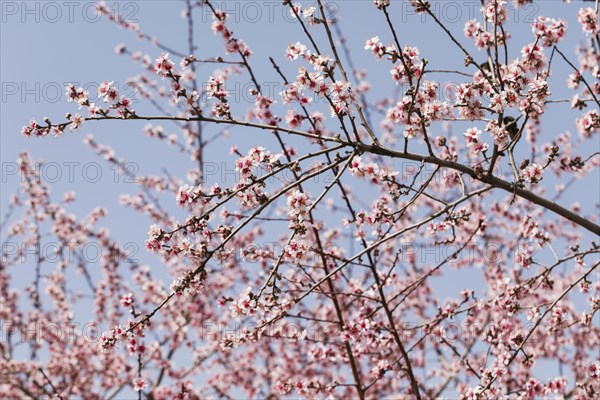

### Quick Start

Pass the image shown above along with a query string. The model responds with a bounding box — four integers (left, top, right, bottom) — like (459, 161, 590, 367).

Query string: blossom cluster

(207, 74, 231, 118)
(289, 3, 320, 25)
(577, 7, 600, 35)
(464, 127, 489, 155)
(99, 321, 140, 353)
(365, 36, 393, 60)
(234, 147, 281, 209)
(211, 10, 252, 57)
(464, 19, 495, 50)
(281, 64, 357, 117)
(283, 239, 310, 264)
(287, 190, 312, 234)
(348, 157, 403, 200)
(22, 80, 138, 137)
(154, 53, 175, 78)
(522, 162, 544, 183)
(170, 267, 207, 296)
(252, 95, 280, 126)
(531, 16, 567, 47)
(385, 80, 452, 138)
(389, 46, 423, 84)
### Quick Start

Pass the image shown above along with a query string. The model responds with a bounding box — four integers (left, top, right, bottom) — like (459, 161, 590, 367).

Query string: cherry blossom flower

(289, 3, 302, 17)
(120, 292, 134, 307)
(283, 239, 309, 264)
(576, 109, 600, 138)
(464, 19, 493, 49)
(532, 16, 567, 47)
(170, 267, 207, 296)
(285, 109, 304, 128)
(21, 119, 44, 137)
(68, 113, 84, 131)
(66, 84, 89, 108)
(482, 0, 508, 25)
(286, 42, 308, 61)
(373, 0, 390, 10)
(133, 377, 147, 392)
(578, 7, 600, 35)
(287, 189, 312, 233)
(523, 162, 544, 183)
(464, 127, 488, 154)
(97, 81, 118, 103)
(365, 36, 386, 60)
(154, 53, 174, 78)
(371, 359, 390, 378)
(207, 75, 228, 99)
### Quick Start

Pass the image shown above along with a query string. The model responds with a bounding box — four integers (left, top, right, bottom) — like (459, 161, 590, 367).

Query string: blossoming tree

(3, 0, 600, 398)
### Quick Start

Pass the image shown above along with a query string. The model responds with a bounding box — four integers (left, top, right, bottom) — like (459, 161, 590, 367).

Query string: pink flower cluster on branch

(5, 0, 600, 399)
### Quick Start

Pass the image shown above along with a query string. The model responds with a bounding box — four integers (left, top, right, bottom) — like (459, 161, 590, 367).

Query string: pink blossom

(578, 7, 600, 35)
(523, 163, 544, 183)
(133, 377, 147, 392)
(154, 53, 174, 78)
